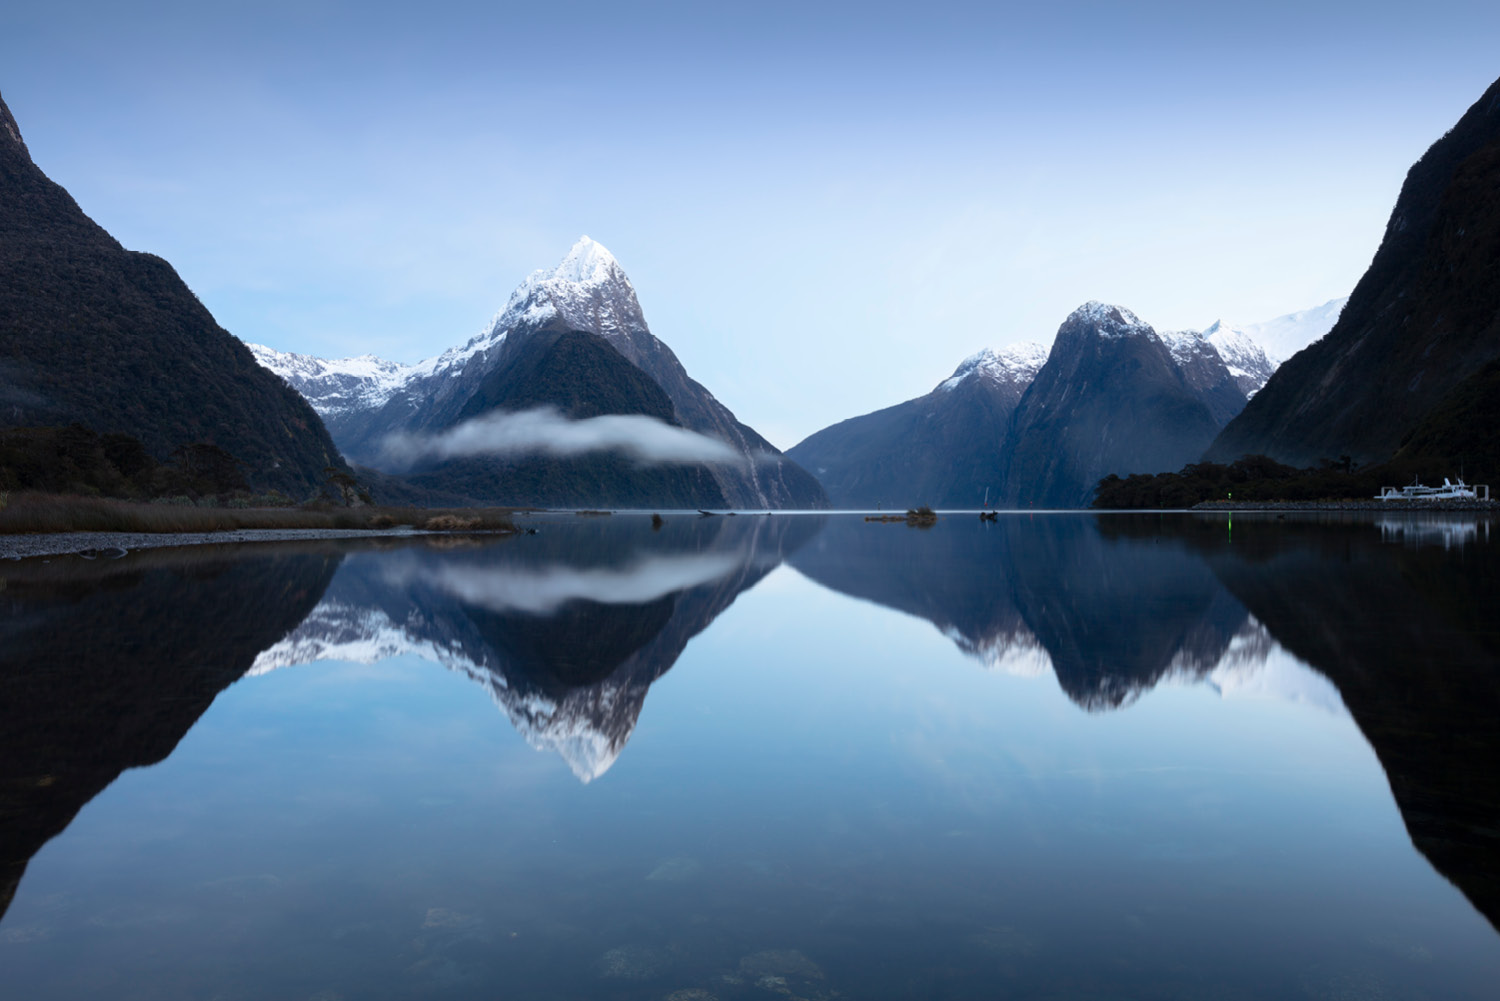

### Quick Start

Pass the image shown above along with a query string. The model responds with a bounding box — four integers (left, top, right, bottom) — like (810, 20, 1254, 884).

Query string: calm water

(2, 512, 1498, 1000)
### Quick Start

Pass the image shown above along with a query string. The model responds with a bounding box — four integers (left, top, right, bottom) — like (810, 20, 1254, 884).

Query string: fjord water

(2, 514, 1498, 999)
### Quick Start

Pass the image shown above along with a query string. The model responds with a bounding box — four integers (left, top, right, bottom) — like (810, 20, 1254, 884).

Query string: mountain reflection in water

(794, 511, 1500, 929)
(251, 514, 823, 781)
(1, 509, 1498, 981)
(0, 544, 340, 921)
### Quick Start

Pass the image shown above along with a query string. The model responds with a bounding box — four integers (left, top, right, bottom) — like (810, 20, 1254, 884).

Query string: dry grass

(0, 492, 517, 535)
(423, 514, 481, 530)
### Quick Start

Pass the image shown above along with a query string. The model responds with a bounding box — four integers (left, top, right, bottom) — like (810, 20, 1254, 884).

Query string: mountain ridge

(252, 237, 826, 508)
(0, 89, 348, 497)
(1207, 74, 1500, 467)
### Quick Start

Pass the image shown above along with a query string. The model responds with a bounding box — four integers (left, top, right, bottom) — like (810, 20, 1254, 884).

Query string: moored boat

(1376, 477, 1491, 501)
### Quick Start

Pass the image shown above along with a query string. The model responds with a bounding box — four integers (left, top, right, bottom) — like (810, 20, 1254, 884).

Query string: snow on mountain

(247, 235, 825, 508)
(1069, 301, 1152, 338)
(1157, 323, 1277, 399)
(1157, 327, 1218, 367)
(1234, 297, 1347, 363)
(1202, 321, 1278, 397)
(940, 342, 1048, 393)
(244, 236, 639, 424)
(246, 344, 417, 417)
(439, 234, 641, 378)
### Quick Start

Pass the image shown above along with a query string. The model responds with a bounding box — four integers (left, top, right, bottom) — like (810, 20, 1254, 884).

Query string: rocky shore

(0, 527, 470, 561)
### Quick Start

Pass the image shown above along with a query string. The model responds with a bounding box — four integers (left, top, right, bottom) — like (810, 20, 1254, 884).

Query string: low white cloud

(379, 406, 745, 468)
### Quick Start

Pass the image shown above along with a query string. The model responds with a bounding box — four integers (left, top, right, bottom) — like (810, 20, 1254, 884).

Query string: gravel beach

(0, 527, 471, 561)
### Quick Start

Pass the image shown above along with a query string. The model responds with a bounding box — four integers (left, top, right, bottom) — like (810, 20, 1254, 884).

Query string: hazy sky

(3, 1, 1498, 447)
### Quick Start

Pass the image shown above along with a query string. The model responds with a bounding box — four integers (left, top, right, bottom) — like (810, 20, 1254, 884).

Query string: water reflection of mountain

(794, 512, 1500, 931)
(1177, 514, 1500, 931)
(0, 546, 341, 922)
(253, 514, 823, 781)
(789, 515, 1264, 709)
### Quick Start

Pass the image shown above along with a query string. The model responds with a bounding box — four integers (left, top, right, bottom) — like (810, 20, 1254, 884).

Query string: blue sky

(3, 1, 1498, 446)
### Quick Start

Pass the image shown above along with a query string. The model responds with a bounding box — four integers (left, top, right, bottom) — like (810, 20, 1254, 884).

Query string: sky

(3, 1, 1498, 448)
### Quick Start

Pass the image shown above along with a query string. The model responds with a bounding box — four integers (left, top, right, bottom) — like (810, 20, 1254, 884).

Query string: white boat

(1375, 477, 1490, 501)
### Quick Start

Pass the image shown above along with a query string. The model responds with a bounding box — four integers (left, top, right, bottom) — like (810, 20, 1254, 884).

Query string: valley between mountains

(5, 72, 1500, 510)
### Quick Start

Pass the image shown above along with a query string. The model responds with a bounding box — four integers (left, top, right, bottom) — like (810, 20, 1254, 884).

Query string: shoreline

(0, 526, 515, 562)
(1191, 499, 1500, 512)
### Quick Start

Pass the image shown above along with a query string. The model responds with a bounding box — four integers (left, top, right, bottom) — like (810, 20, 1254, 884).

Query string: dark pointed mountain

(0, 546, 340, 922)
(396, 324, 727, 508)
(0, 90, 347, 497)
(1000, 303, 1230, 508)
(786, 343, 1046, 508)
(1206, 74, 1500, 467)
(252, 238, 827, 509)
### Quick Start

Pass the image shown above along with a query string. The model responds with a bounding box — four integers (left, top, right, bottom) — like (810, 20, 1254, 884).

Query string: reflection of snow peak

(418, 552, 742, 614)
(248, 600, 635, 782)
(942, 625, 1052, 677)
(937, 615, 1345, 717)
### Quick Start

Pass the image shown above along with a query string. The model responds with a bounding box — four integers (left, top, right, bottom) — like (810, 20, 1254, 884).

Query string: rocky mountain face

(394, 326, 728, 508)
(1159, 327, 1252, 426)
(786, 343, 1046, 508)
(1207, 74, 1500, 467)
(252, 238, 827, 509)
(788, 300, 1298, 510)
(999, 303, 1230, 508)
(1201, 320, 1282, 397)
(0, 90, 347, 497)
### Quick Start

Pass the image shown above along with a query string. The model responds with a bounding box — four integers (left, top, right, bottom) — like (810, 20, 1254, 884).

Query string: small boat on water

(1375, 477, 1491, 501)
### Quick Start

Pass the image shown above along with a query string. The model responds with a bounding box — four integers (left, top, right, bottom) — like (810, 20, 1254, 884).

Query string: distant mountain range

(790, 300, 1336, 509)
(251, 238, 827, 509)
(1208, 73, 1500, 472)
(785, 343, 1047, 508)
(0, 90, 346, 497)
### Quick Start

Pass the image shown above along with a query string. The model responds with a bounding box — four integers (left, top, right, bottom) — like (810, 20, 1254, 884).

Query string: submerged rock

(737, 950, 824, 980)
(598, 944, 670, 981)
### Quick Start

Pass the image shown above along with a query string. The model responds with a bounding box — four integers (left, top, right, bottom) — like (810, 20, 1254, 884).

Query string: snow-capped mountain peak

(1067, 301, 1151, 338)
(246, 236, 644, 425)
(940, 342, 1049, 392)
(479, 235, 642, 354)
(551, 234, 623, 283)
